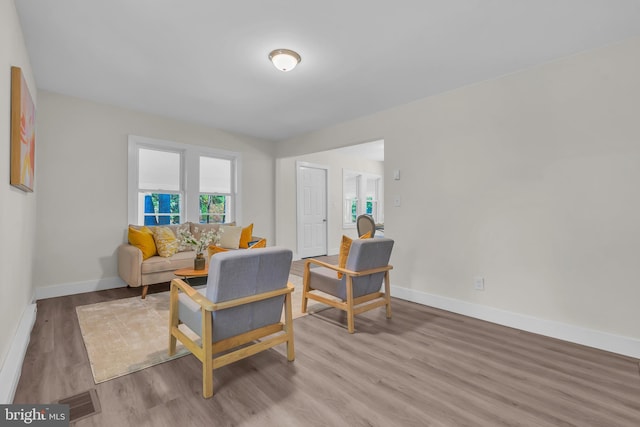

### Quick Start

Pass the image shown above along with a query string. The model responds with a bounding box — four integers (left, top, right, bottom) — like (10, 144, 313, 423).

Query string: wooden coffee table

(174, 266, 209, 278)
(174, 266, 209, 286)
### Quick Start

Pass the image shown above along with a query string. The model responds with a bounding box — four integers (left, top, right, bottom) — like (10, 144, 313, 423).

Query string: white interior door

(297, 163, 327, 258)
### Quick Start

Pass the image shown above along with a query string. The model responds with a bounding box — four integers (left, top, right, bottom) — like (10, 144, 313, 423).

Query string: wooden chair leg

(384, 271, 392, 319)
(141, 285, 149, 299)
(202, 310, 214, 398)
(168, 282, 179, 356)
(203, 359, 213, 398)
(284, 291, 295, 361)
(168, 335, 177, 356)
(346, 277, 355, 333)
(203, 363, 213, 398)
(301, 262, 311, 313)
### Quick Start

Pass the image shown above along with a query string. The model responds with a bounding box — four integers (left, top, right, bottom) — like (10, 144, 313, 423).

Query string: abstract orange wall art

(10, 66, 36, 192)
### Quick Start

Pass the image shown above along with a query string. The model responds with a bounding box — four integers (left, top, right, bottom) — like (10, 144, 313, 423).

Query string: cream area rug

(76, 274, 328, 384)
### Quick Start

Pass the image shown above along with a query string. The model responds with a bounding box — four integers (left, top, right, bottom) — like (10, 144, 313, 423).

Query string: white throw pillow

(219, 225, 243, 249)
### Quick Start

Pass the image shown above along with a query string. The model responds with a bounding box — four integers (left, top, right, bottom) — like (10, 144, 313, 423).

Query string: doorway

(296, 162, 328, 258)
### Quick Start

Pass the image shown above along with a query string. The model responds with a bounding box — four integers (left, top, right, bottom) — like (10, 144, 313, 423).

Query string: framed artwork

(10, 66, 36, 192)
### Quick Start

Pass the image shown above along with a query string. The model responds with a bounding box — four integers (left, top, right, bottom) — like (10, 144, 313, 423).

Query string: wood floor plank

(12, 265, 640, 426)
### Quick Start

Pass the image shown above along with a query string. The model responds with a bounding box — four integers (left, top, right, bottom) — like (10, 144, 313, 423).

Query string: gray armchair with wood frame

(169, 247, 295, 398)
(302, 237, 394, 333)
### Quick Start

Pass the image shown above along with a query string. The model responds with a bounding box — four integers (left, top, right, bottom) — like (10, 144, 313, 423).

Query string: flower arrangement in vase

(178, 226, 222, 270)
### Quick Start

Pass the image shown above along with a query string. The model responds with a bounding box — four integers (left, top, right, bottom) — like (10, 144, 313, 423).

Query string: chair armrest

(212, 283, 294, 311)
(305, 258, 393, 277)
(171, 278, 216, 311)
(171, 280, 294, 313)
(248, 237, 266, 248)
(305, 258, 349, 274)
(349, 265, 393, 276)
(118, 243, 142, 287)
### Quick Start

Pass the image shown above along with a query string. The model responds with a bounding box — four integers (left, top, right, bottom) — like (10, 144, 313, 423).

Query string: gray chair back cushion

(308, 238, 393, 300)
(346, 237, 393, 298)
(178, 247, 292, 341)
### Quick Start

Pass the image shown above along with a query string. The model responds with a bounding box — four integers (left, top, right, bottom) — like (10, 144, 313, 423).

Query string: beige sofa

(118, 222, 264, 298)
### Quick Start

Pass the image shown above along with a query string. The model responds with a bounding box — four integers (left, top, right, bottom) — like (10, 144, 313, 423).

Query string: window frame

(128, 135, 240, 226)
(135, 145, 185, 225)
(342, 168, 382, 228)
(342, 170, 360, 227)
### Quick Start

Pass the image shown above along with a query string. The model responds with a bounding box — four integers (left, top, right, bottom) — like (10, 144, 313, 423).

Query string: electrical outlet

(474, 276, 485, 291)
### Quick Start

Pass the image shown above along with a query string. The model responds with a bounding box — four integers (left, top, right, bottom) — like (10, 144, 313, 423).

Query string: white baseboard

(391, 285, 640, 359)
(0, 303, 37, 404)
(35, 277, 127, 301)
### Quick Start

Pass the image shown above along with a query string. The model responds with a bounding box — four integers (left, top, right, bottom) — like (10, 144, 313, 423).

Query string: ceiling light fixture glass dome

(269, 49, 301, 72)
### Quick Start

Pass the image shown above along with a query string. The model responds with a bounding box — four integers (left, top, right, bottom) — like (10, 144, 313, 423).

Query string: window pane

(200, 157, 231, 193)
(343, 171, 360, 225)
(140, 193, 181, 225)
(365, 177, 378, 198)
(364, 177, 379, 219)
(366, 197, 375, 216)
(344, 174, 358, 198)
(199, 194, 231, 223)
(139, 148, 180, 191)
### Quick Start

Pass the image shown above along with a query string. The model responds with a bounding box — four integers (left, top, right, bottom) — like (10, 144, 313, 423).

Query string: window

(343, 171, 359, 225)
(137, 148, 183, 225)
(199, 156, 233, 223)
(343, 169, 382, 227)
(128, 136, 239, 226)
(364, 176, 379, 217)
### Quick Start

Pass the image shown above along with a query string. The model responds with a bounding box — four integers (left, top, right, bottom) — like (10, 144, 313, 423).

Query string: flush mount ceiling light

(268, 49, 301, 72)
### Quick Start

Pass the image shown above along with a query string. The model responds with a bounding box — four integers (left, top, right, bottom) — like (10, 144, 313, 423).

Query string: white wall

(0, 0, 37, 396)
(34, 91, 276, 292)
(276, 37, 640, 353)
(276, 150, 383, 257)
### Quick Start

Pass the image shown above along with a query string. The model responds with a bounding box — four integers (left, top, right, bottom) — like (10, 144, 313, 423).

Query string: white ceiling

(15, 1, 640, 142)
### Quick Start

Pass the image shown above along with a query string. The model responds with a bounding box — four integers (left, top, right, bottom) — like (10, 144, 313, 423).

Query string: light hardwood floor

(13, 265, 640, 426)
(289, 254, 338, 277)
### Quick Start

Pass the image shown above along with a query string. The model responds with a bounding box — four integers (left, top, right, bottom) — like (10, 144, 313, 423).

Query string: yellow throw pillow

(208, 245, 228, 259)
(337, 235, 353, 279)
(336, 233, 370, 278)
(128, 226, 157, 260)
(152, 226, 179, 257)
(239, 223, 254, 249)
